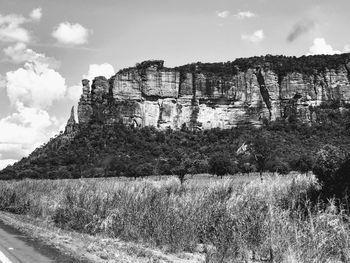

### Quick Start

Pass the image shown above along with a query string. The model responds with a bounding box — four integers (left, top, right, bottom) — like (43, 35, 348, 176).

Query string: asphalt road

(0, 220, 89, 263)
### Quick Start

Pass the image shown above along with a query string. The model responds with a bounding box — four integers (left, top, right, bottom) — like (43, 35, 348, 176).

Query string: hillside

(2, 53, 350, 179)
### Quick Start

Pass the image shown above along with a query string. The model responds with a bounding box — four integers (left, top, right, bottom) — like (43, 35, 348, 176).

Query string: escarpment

(76, 54, 350, 130)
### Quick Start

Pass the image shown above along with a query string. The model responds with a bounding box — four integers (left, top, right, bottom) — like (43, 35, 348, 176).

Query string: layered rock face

(76, 58, 350, 130)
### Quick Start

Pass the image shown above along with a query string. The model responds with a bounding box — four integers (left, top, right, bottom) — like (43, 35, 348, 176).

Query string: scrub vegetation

(0, 174, 349, 262)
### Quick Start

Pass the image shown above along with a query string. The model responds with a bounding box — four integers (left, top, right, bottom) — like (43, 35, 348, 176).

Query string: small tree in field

(249, 132, 275, 181)
(209, 153, 232, 178)
(171, 163, 187, 185)
(168, 151, 192, 184)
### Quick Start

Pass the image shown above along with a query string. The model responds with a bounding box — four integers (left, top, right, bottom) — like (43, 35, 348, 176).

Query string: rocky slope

(76, 55, 350, 130)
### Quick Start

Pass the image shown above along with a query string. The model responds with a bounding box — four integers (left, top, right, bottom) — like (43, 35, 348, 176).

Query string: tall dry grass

(0, 174, 349, 262)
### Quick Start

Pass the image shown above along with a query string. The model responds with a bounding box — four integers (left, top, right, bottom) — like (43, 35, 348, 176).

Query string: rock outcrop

(78, 79, 93, 124)
(75, 55, 350, 130)
(65, 106, 78, 134)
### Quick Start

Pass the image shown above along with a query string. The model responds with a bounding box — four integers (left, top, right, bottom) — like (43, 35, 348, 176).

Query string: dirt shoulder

(0, 211, 204, 263)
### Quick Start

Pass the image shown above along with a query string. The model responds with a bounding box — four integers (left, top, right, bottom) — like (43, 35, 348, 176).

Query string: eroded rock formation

(65, 106, 78, 134)
(75, 56, 350, 130)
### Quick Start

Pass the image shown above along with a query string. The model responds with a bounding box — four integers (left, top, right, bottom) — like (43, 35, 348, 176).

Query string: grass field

(0, 173, 349, 262)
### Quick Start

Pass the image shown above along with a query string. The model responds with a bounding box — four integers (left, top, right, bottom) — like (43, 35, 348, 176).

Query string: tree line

(1, 104, 350, 181)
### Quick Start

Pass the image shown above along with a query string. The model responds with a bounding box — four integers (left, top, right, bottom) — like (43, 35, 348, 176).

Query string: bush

(208, 153, 232, 178)
(134, 163, 154, 178)
(249, 132, 276, 177)
(312, 145, 347, 196)
(239, 162, 257, 174)
(188, 158, 209, 174)
(291, 155, 313, 175)
(313, 145, 346, 183)
(327, 158, 350, 197)
(266, 159, 291, 175)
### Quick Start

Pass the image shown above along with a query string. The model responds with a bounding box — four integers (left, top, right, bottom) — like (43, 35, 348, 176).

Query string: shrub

(239, 162, 257, 174)
(267, 159, 291, 175)
(312, 145, 347, 197)
(328, 158, 350, 197)
(249, 132, 276, 178)
(291, 154, 313, 175)
(313, 145, 346, 184)
(134, 163, 154, 178)
(188, 158, 209, 174)
(209, 153, 232, 178)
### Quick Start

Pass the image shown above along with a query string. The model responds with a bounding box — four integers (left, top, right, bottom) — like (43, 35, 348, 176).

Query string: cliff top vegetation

(117, 53, 350, 82)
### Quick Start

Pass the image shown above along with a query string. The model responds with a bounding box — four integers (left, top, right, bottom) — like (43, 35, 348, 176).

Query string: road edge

(0, 211, 204, 263)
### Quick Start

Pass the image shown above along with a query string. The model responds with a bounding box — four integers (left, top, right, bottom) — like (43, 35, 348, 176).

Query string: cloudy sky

(0, 0, 349, 169)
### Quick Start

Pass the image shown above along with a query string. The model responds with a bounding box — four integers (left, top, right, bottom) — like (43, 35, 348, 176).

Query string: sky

(0, 0, 349, 169)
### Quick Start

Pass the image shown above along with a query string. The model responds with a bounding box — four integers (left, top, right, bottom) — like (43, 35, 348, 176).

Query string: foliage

(266, 158, 291, 175)
(249, 132, 276, 176)
(208, 153, 232, 178)
(330, 158, 350, 197)
(312, 145, 346, 184)
(311, 143, 350, 198)
(239, 162, 257, 174)
(2, 114, 350, 180)
(175, 53, 350, 83)
(292, 154, 313, 175)
(134, 163, 154, 178)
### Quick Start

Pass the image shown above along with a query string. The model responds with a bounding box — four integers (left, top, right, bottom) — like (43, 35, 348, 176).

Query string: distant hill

(2, 53, 350, 179)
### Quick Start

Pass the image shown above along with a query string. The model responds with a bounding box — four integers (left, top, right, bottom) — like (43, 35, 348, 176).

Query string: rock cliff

(76, 54, 350, 130)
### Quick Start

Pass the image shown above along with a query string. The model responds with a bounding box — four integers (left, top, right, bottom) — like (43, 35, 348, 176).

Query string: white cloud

(0, 8, 43, 43)
(52, 22, 90, 45)
(1, 53, 114, 167)
(0, 103, 55, 146)
(83, 63, 115, 82)
(241, 30, 264, 43)
(0, 102, 60, 166)
(307, 38, 340, 55)
(0, 159, 17, 170)
(10, 102, 53, 129)
(3, 43, 60, 68)
(0, 143, 26, 159)
(29, 8, 42, 21)
(216, 10, 230, 18)
(66, 84, 82, 101)
(0, 13, 30, 43)
(0, 42, 69, 168)
(0, 74, 6, 89)
(344, 44, 350, 53)
(234, 11, 256, 19)
(6, 60, 67, 108)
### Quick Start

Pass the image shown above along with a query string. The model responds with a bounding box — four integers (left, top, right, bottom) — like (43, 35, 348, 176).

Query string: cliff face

(77, 56, 350, 130)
